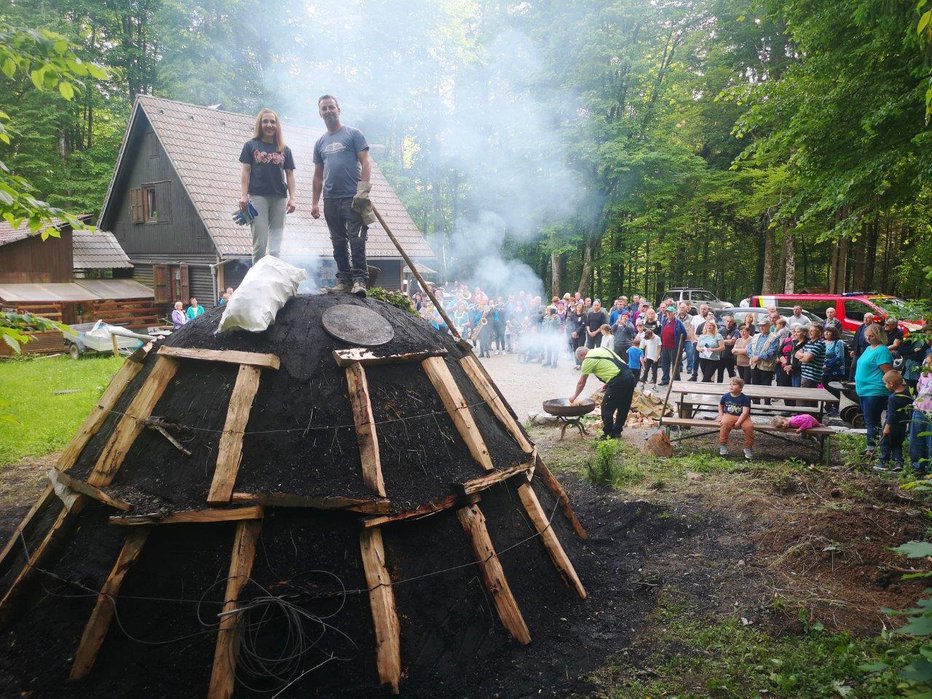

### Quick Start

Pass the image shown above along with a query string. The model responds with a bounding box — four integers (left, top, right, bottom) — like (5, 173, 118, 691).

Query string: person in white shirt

(639, 328, 661, 383)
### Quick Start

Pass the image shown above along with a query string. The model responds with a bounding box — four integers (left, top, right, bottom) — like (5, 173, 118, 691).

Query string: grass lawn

(0, 354, 123, 465)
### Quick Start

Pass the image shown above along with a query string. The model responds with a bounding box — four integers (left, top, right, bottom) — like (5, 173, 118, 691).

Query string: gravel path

(478, 351, 585, 421)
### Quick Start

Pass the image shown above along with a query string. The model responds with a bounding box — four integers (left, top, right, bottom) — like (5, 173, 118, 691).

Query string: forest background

(2, 0, 931, 304)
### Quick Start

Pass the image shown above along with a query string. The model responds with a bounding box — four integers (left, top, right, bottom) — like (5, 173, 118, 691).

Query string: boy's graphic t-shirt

(720, 392, 751, 416)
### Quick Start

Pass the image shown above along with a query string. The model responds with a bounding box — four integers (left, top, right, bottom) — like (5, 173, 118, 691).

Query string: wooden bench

(662, 417, 836, 462)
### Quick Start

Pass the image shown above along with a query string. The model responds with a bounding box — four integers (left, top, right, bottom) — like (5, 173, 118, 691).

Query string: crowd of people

(415, 284, 932, 474)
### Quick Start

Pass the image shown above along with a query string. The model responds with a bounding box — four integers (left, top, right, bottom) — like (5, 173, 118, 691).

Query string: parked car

(712, 307, 821, 333)
(660, 288, 733, 310)
(747, 293, 924, 336)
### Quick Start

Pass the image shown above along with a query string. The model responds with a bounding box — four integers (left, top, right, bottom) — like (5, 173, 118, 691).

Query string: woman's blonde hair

(252, 108, 286, 151)
(704, 320, 718, 334)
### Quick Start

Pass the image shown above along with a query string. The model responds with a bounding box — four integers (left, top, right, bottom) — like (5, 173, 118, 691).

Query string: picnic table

(663, 381, 840, 462)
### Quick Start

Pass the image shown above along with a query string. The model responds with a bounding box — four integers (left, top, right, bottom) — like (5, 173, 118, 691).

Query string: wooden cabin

(0, 219, 157, 355)
(97, 96, 435, 311)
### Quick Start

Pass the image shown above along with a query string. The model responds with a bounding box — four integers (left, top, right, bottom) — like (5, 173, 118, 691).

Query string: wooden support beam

(516, 482, 586, 599)
(458, 355, 534, 454)
(332, 347, 447, 368)
(69, 528, 150, 679)
(359, 528, 401, 694)
(533, 455, 588, 540)
(158, 345, 280, 370)
(421, 356, 494, 471)
(230, 492, 389, 514)
(456, 504, 531, 645)
(89, 356, 180, 488)
(110, 506, 263, 527)
(208, 519, 262, 699)
(208, 365, 263, 504)
(344, 363, 386, 497)
(453, 458, 535, 497)
(57, 358, 144, 471)
(0, 485, 55, 580)
(362, 495, 459, 528)
(0, 498, 85, 626)
(48, 469, 131, 512)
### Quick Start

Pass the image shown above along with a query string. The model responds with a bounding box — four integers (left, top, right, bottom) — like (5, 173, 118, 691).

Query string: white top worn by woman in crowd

(696, 320, 725, 382)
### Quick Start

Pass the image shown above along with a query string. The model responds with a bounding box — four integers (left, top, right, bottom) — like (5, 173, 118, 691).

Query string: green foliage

(367, 287, 417, 315)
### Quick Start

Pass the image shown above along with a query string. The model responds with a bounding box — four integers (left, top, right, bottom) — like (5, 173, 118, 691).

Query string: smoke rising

(268, 1, 586, 297)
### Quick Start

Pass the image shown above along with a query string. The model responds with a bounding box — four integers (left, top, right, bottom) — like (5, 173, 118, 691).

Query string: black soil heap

(0, 295, 590, 698)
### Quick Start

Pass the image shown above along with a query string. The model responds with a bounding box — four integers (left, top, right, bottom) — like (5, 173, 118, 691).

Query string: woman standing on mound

(239, 108, 296, 263)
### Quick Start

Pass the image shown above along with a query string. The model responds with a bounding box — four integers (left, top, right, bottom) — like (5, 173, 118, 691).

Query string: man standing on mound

(311, 95, 373, 297)
(569, 345, 637, 440)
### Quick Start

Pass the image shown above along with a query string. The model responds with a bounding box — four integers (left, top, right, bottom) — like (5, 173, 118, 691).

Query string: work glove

(352, 181, 376, 225)
(232, 201, 258, 225)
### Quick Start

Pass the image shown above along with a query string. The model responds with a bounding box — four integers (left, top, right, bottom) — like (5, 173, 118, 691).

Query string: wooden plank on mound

(69, 527, 150, 679)
(458, 355, 534, 454)
(534, 454, 588, 540)
(332, 347, 448, 368)
(158, 346, 281, 370)
(421, 356, 494, 471)
(344, 363, 386, 497)
(230, 492, 389, 514)
(208, 365, 263, 504)
(359, 528, 401, 694)
(453, 458, 535, 497)
(209, 519, 262, 699)
(516, 482, 586, 599)
(48, 469, 131, 512)
(0, 485, 55, 580)
(110, 506, 263, 526)
(362, 495, 459, 528)
(0, 497, 86, 626)
(456, 504, 531, 645)
(88, 356, 180, 488)
(57, 358, 144, 471)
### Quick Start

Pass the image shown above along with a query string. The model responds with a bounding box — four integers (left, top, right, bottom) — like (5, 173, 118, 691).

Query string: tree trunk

(577, 236, 596, 297)
(829, 238, 849, 293)
(761, 225, 777, 294)
(782, 225, 795, 293)
(551, 251, 563, 298)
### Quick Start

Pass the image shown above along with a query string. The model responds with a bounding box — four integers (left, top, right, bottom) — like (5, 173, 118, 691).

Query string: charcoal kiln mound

(0, 295, 590, 697)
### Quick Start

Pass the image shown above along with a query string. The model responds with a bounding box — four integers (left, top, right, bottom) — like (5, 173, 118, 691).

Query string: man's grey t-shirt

(313, 126, 369, 199)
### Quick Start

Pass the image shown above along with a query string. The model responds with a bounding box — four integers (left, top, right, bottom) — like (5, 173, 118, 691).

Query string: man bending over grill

(569, 346, 637, 440)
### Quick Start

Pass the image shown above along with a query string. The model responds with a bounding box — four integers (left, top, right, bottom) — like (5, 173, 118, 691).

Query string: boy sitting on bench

(718, 377, 754, 460)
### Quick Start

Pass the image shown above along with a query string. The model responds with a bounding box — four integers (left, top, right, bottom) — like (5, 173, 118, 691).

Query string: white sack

(217, 256, 306, 333)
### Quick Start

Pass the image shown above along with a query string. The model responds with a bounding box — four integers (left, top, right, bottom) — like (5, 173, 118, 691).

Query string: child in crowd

(718, 377, 754, 459)
(504, 320, 513, 353)
(627, 337, 644, 381)
(909, 352, 932, 475)
(639, 328, 661, 384)
(599, 323, 614, 349)
(878, 369, 913, 472)
(772, 414, 824, 431)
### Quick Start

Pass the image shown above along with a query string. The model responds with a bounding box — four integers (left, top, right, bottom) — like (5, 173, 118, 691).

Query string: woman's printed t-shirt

(239, 139, 295, 198)
(720, 392, 751, 416)
(855, 344, 893, 397)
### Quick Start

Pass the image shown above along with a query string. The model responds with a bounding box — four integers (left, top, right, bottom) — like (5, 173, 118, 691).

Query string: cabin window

(131, 182, 171, 224)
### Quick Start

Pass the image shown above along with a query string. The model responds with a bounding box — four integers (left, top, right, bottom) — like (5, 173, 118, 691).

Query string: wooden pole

(345, 363, 386, 497)
(359, 528, 401, 694)
(371, 205, 459, 339)
(89, 356, 180, 487)
(516, 482, 586, 599)
(111, 332, 120, 357)
(0, 485, 55, 581)
(421, 356, 494, 471)
(58, 357, 144, 470)
(208, 519, 262, 699)
(456, 504, 531, 645)
(208, 365, 263, 503)
(459, 355, 534, 454)
(69, 528, 150, 679)
(533, 455, 588, 540)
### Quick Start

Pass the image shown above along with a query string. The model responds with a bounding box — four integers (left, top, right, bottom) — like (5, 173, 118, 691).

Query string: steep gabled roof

(99, 95, 435, 260)
(0, 219, 130, 269)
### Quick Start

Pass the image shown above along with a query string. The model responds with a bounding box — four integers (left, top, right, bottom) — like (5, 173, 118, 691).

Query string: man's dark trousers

(324, 197, 368, 284)
(660, 347, 681, 384)
(602, 369, 637, 437)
